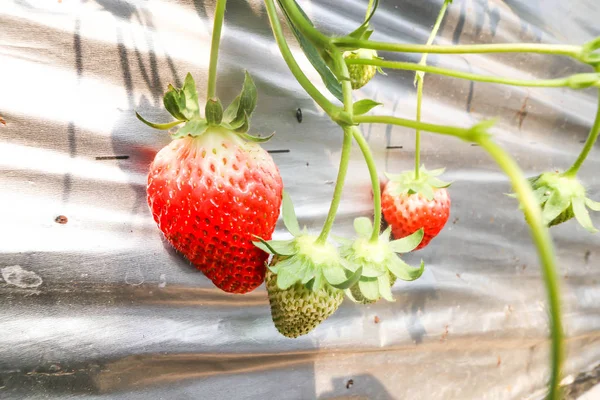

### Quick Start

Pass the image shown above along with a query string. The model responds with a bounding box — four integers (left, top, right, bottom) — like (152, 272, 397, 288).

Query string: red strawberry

(382, 166, 451, 250)
(138, 72, 283, 293)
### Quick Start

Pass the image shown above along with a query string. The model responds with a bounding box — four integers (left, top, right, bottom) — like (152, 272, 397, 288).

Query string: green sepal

(282, 191, 301, 237)
(135, 112, 184, 130)
(586, 197, 600, 211)
(163, 73, 200, 121)
(572, 197, 598, 233)
(386, 166, 452, 201)
(205, 98, 223, 125)
(353, 99, 382, 116)
(378, 272, 395, 302)
(581, 36, 600, 65)
(329, 266, 363, 290)
(252, 236, 297, 256)
(170, 119, 208, 139)
(464, 119, 496, 143)
(388, 229, 424, 254)
(163, 85, 189, 121)
(323, 265, 349, 286)
(353, 217, 373, 238)
(388, 258, 425, 281)
(541, 190, 570, 225)
(224, 71, 258, 129)
(236, 129, 274, 143)
(358, 277, 380, 301)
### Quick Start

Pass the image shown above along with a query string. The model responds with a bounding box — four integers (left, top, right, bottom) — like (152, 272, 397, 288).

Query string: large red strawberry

(138, 72, 283, 293)
(382, 166, 451, 250)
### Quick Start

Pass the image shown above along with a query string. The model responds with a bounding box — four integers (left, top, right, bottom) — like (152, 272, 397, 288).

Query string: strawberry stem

(351, 127, 381, 243)
(316, 128, 353, 245)
(207, 0, 227, 101)
(346, 58, 600, 89)
(414, 0, 451, 179)
(478, 137, 563, 400)
(332, 38, 582, 60)
(563, 88, 600, 178)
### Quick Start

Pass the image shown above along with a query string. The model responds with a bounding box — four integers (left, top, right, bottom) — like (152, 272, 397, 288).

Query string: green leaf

(347, 0, 379, 39)
(323, 266, 348, 286)
(223, 72, 258, 129)
(163, 87, 188, 121)
(330, 266, 363, 290)
(586, 197, 600, 211)
(276, 0, 343, 102)
(353, 217, 373, 237)
(205, 98, 223, 125)
(388, 257, 425, 281)
(233, 112, 251, 134)
(181, 73, 200, 119)
(353, 99, 382, 116)
(378, 272, 395, 302)
(277, 267, 301, 290)
(253, 237, 297, 256)
(541, 190, 570, 225)
(572, 197, 598, 233)
(389, 229, 424, 253)
(135, 112, 184, 130)
(171, 119, 208, 139)
(236, 130, 274, 143)
(358, 277, 380, 301)
(282, 191, 301, 236)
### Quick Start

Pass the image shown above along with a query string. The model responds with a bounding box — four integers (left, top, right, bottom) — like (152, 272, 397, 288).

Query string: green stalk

(414, 0, 451, 179)
(354, 114, 483, 139)
(351, 127, 381, 242)
(316, 128, 353, 244)
(361, 114, 563, 399)
(207, 0, 228, 100)
(264, 0, 341, 118)
(346, 58, 597, 88)
(365, 0, 375, 19)
(333, 37, 581, 59)
(563, 88, 600, 177)
(278, 0, 331, 47)
(479, 137, 563, 400)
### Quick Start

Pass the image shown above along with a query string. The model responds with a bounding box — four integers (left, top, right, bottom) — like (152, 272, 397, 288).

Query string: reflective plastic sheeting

(1, 0, 599, 399)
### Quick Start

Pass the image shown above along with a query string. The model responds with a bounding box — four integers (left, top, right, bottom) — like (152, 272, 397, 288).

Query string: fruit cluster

(137, 0, 600, 396)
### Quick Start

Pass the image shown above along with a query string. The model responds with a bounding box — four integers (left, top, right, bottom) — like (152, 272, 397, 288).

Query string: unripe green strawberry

(517, 171, 600, 232)
(344, 49, 378, 90)
(266, 267, 343, 338)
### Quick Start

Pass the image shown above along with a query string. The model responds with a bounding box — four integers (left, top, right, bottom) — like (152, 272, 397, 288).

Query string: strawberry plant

(136, 0, 600, 397)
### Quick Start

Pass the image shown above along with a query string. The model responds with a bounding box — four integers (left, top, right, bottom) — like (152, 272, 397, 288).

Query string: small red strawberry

(138, 72, 283, 293)
(382, 166, 451, 250)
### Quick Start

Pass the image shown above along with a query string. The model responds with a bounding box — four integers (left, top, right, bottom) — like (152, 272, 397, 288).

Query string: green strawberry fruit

(266, 267, 344, 338)
(344, 49, 379, 90)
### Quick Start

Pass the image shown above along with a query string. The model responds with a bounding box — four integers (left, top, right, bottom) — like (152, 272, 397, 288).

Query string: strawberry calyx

(517, 172, 600, 232)
(337, 217, 425, 303)
(385, 165, 451, 201)
(253, 192, 362, 291)
(136, 71, 271, 143)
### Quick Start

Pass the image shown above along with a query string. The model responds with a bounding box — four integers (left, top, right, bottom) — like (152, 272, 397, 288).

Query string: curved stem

(415, 77, 423, 178)
(354, 114, 479, 140)
(207, 0, 227, 100)
(363, 114, 564, 399)
(333, 37, 582, 59)
(351, 127, 381, 242)
(264, 0, 341, 118)
(564, 88, 600, 177)
(316, 128, 353, 244)
(478, 138, 563, 400)
(346, 58, 597, 89)
(365, 0, 375, 20)
(414, 0, 451, 179)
